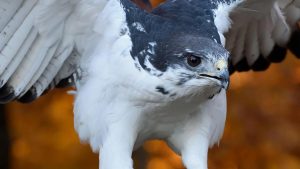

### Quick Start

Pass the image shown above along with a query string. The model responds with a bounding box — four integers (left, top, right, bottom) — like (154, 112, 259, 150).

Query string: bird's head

(144, 34, 229, 99)
(126, 0, 229, 99)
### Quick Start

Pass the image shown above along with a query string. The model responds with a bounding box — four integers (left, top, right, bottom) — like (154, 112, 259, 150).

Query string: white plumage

(0, 0, 300, 169)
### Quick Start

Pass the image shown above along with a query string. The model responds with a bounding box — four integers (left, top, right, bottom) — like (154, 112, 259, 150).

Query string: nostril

(215, 59, 227, 71)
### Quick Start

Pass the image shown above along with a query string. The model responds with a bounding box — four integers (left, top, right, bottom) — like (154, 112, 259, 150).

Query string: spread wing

(0, 0, 109, 103)
(215, 0, 300, 73)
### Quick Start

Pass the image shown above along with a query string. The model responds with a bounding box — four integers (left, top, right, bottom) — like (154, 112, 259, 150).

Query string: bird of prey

(0, 0, 299, 168)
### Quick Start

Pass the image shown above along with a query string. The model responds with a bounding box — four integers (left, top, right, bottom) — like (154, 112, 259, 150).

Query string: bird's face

(146, 35, 229, 98)
(125, 0, 229, 99)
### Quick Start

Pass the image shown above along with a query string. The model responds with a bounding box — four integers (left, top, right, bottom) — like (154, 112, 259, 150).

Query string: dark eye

(186, 54, 202, 67)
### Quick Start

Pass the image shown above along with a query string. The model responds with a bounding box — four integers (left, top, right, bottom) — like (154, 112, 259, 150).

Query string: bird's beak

(216, 59, 229, 89)
(220, 73, 229, 90)
(198, 72, 229, 89)
(198, 59, 230, 90)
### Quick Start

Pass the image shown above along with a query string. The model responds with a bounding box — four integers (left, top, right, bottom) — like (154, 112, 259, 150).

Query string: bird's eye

(186, 54, 202, 67)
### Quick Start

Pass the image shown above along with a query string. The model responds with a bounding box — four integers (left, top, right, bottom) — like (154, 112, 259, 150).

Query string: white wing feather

(0, 0, 23, 30)
(0, 0, 37, 73)
(0, 0, 109, 102)
(215, 0, 300, 72)
(0, 27, 38, 88)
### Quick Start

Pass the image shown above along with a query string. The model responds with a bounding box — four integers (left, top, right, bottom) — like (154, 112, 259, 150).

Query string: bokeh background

(1, 0, 300, 169)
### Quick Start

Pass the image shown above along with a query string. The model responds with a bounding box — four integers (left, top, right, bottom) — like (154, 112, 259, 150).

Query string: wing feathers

(0, 0, 37, 50)
(20, 41, 60, 96)
(0, 0, 23, 30)
(7, 37, 52, 97)
(33, 44, 74, 98)
(8, 18, 64, 95)
(0, 27, 38, 88)
(258, 16, 275, 57)
(245, 21, 259, 65)
(231, 24, 247, 65)
(0, 4, 37, 74)
(271, 3, 290, 47)
(0, 0, 86, 103)
(0, 0, 37, 74)
(219, 0, 300, 73)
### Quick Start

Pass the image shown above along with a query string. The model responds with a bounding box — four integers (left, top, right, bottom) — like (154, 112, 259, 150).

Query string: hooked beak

(198, 59, 230, 89)
(198, 73, 229, 89)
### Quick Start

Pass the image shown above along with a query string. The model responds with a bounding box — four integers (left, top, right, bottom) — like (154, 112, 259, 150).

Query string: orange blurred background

(3, 0, 300, 169)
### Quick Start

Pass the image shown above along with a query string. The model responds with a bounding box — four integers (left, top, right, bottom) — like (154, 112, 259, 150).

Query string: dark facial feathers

(121, 0, 224, 73)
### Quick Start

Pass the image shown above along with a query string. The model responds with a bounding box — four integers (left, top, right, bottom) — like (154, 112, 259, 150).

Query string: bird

(0, 0, 299, 169)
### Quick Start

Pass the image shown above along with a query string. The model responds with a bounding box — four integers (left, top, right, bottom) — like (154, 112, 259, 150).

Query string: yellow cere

(216, 59, 227, 70)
